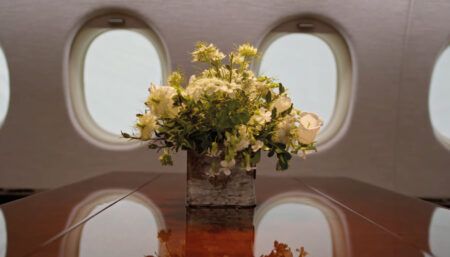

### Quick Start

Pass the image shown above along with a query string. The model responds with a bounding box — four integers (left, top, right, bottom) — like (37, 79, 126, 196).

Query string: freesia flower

(136, 112, 157, 140)
(251, 140, 264, 152)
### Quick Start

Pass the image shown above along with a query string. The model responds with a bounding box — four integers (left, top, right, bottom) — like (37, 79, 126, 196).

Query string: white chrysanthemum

(271, 95, 292, 114)
(295, 112, 323, 145)
(147, 84, 179, 118)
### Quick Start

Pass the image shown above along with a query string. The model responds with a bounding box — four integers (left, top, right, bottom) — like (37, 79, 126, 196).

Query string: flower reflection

(146, 229, 309, 257)
(261, 241, 308, 257)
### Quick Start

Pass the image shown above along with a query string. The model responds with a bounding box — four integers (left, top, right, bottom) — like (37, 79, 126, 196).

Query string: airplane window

(260, 34, 337, 127)
(68, 14, 168, 149)
(429, 45, 450, 145)
(0, 47, 9, 129)
(83, 30, 163, 135)
(257, 19, 352, 145)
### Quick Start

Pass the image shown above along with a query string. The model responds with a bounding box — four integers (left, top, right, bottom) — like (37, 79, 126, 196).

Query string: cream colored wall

(0, 0, 448, 197)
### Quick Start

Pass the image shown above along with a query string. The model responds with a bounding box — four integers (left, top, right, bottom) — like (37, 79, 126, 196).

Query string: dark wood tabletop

(0, 172, 448, 257)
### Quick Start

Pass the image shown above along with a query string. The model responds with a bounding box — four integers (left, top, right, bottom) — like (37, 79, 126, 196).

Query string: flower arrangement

(122, 42, 322, 176)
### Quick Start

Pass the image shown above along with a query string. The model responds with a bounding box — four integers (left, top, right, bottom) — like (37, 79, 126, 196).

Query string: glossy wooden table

(0, 172, 449, 257)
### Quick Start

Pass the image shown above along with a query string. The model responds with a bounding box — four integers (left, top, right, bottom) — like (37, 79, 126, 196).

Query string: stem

(229, 54, 234, 83)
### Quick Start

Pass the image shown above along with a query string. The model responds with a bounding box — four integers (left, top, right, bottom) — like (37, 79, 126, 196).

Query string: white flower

(295, 112, 323, 145)
(192, 42, 225, 63)
(147, 84, 179, 118)
(235, 125, 250, 151)
(220, 159, 236, 176)
(271, 95, 292, 114)
(185, 78, 233, 101)
(272, 115, 295, 145)
(251, 140, 264, 152)
(136, 112, 157, 140)
(206, 142, 221, 157)
(250, 108, 272, 125)
(237, 43, 258, 57)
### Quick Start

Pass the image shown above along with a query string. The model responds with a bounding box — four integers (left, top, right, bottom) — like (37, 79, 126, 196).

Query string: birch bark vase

(186, 150, 256, 207)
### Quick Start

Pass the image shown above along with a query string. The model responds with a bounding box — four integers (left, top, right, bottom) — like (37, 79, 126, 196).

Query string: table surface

(0, 172, 449, 257)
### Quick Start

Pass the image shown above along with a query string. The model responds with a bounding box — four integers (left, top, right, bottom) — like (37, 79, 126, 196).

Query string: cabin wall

(0, 0, 448, 197)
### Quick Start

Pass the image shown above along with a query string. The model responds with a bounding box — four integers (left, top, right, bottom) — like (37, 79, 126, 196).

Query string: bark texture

(186, 150, 256, 207)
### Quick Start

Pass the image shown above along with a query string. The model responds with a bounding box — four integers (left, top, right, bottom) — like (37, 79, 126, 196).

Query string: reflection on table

(0, 173, 448, 257)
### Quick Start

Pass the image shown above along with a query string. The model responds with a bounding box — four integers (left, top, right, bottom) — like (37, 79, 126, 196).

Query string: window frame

(67, 13, 170, 150)
(255, 18, 353, 147)
(0, 46, 10, 129)
(429, 43, 450, 150)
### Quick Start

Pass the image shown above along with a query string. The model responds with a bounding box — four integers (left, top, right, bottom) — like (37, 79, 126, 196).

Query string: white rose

(271, 96, 292, 114)
(147, 85, 179, 118)
(296, 112, 323, 145)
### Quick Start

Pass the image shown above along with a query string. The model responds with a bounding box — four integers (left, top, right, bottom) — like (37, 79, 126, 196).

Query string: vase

(186, 150, 256, 207)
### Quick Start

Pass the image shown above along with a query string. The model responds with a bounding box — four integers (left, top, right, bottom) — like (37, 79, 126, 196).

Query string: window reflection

(0, 208, 6, 257)
(254, 193, 350, 257)
(255, 203, 332, 257)
(429, 207, 450, 257)
(79, 199, 160, 257)
(61, 190, 165, 257)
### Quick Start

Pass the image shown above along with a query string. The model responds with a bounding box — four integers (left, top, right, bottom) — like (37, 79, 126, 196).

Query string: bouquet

(122, 42, 322, 176)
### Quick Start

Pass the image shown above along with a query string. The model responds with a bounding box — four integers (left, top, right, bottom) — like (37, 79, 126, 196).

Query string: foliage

(123, 42, 323, 176)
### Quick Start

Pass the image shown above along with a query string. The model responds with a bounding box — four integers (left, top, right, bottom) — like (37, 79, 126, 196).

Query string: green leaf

(121, 131, 131, 138)
(265, 91, 272, 103)
(271, 108, 277, 120)
(278, 83, 285, 94)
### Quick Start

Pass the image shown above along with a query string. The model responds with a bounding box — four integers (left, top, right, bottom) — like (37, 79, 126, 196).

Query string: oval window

(68, 14, 168, 149)
(257, 19, 352, 145)
(255, 203, 333, 257)
(84, 30, 163, 135)
(79, 200, 161, 257)
(429, 45, 450, 145)
(0, 47, 9, 128)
